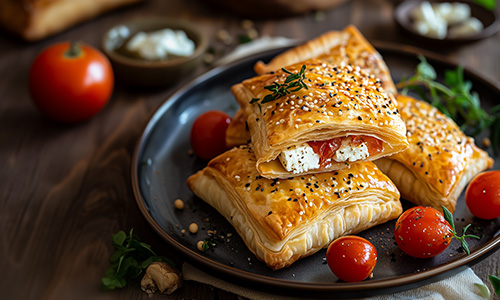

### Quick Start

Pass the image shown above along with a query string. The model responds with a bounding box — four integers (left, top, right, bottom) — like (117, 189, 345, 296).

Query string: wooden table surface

(1, 0, 499, 299)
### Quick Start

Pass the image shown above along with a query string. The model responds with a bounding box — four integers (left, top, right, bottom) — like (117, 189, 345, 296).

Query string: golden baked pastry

(0, 0, 144, 41)
(226, 25, 396, 149)
(374, 94, 494, 213)
(187, 145, 402, 270)
(254, 25, 396, 95)
(225, 108, 250, 148)
(231, 60, 408, 179)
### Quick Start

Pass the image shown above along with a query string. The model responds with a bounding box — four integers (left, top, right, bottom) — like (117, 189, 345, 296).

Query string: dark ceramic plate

(131, 43, 500, 298)
(394, 0, 500, 46)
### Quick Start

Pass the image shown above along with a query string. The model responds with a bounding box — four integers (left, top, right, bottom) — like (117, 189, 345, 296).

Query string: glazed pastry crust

(374, 95, 493, 212)
(187, 146, 402, 270)
(227, 25, 396, 148)
(231, 60, 408, 178)
(254, 25, 396, 95)
(225, 109, 250, 148)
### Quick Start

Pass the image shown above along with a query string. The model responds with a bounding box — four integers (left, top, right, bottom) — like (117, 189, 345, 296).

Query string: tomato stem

(65, 41, 82, 58)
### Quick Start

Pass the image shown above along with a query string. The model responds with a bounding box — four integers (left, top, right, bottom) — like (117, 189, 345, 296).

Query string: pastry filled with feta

(374, 94, 493, 213)
(226, 25, 396, 149)
(231, 60, 408, 179)
(187, 145, 402, 270)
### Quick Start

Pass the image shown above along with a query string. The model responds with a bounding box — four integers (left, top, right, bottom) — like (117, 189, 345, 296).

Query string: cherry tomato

(326, 236, 377, 282)
(29, 41, 114, 123)
(190, 110, 231, 160)
(394, 206, 452, 258)
(466, 171, 500, 219)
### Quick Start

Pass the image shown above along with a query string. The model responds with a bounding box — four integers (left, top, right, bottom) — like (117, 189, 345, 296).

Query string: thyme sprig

(250, 64, 308, 105)
(397, 55, 500, 152)
(442, 206, 480, 255)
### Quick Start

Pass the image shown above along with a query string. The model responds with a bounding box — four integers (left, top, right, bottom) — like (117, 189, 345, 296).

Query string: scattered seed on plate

(189, 223, 199, 234)
(197, 241, 205, 251)
(174, 198, 184, 210)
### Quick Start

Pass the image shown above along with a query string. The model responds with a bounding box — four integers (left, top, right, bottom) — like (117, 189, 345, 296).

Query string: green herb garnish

(475, 0, 496, 10)
(238, 34, 253, 44)
(490, 266, 500, 297)
(101, 229, 174, 290)
(397, 55, 500, 152)
(251, 64, 308, 104)
(442, 206, 480, 255)
(200, 226, 222, 252)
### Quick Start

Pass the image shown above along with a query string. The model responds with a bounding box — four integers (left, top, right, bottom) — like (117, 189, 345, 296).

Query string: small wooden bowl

(102, 18, 208, 87)
(394, 0, 500, 46)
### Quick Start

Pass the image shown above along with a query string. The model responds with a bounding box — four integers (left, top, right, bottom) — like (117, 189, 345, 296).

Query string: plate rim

(131, 43, 500, 297)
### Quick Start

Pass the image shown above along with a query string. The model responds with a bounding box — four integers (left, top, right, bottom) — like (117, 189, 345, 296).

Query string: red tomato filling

(351, 135, 384, 156)
(308, 138, 342, 168)
(307, 135, 383, 167)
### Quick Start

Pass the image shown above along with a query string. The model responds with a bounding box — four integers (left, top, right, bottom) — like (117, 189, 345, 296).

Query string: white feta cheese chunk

(444, 2, 471, 25)
(448, 17, 483, 38)
(433, 2, 453, 20)
(411, 1, 447, 39)
(411, 1, 437, 24)
(334, 140, 369, 162)
(126, 28, 195, 60)
(279, 144, 320, 174)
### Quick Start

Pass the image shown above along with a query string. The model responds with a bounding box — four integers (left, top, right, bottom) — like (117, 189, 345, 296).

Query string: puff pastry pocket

(374, 95, 494, 213)
(227, 26, 397, 149)
(254, 25, 396, 95)
(186, 146, 402, 270)
(232, 60, 408, 179)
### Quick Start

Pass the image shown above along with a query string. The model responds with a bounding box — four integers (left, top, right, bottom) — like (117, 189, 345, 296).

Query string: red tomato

(465, 171, 500, 219)
(394, 206, 453, 258)
(29, 41, 114, 123)
(326, 236, 377, 282)
(190, 111, 231, 160)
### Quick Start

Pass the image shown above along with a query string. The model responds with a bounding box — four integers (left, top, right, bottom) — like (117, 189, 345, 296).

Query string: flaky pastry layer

(374, 95, 493, 212)
(226, 25, 396, 149)
(187, 146, 402, 270)
(231, 60, 408, 178)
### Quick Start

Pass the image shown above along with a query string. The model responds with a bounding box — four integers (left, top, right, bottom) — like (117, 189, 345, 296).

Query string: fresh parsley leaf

(101, 229, 175, 290)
